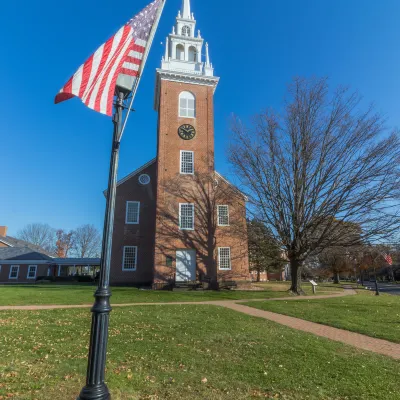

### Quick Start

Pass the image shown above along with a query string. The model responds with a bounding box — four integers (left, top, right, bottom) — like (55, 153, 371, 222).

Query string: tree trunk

(256, 269, 261, 282)
(289, 258, 305, 295)
(333, 271, 340, 284)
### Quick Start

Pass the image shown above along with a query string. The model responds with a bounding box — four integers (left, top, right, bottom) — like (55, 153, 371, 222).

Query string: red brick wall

(0, 264, 48, 283)
(153, 79, 249, 283)
(109, 162, 157, 285)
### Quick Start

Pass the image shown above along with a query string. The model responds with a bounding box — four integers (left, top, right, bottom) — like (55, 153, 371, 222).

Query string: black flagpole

(77, 89, 124, 400)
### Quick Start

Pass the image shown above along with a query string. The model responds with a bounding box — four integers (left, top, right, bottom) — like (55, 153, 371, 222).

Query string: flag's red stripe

(131, 43, 146, 53)
(106, 43, 135, 116)
(55, 76, 73, 104)
(94, 25, 133, 114)
(55, 92, 75, 104)
(125, 56, 142, 65)
(83, 32, 120, 106)
(78, 54, 94, 98)
(120, 68, 139, 77)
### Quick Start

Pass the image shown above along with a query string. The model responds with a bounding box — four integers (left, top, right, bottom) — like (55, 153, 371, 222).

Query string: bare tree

(17, 223, 56, 253)
(229, 77, 400, 294)
(73, 224, 101, 258)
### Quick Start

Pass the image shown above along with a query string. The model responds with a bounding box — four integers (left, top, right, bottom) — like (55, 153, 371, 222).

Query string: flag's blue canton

(128, 0, 161, 40)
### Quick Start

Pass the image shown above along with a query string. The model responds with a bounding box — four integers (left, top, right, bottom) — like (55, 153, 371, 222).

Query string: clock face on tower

(178, 124, 196, 140)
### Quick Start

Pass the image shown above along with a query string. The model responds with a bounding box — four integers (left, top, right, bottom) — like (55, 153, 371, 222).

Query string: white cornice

(169, 34, 203, 43)
(154, 69, 219, 110)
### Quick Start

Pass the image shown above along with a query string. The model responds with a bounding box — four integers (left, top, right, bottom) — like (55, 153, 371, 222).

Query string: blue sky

(1, 0, 400, 236)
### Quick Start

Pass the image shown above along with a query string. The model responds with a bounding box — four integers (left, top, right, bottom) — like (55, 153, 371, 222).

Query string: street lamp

(77, 87, 128, 400)
(76, 5, 166, 399)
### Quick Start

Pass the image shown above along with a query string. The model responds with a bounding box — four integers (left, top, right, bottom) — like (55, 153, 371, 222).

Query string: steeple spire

(182, 0, 191, 19)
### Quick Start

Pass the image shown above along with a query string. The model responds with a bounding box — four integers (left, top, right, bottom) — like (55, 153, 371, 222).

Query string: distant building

(109, 0, 250, 287)
(0, 226, 100, 283)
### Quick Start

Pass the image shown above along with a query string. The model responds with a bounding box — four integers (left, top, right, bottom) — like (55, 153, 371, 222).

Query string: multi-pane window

(27, 265, 37, 279)
(218, 248, 231, 270)
(166, 256, 173, 267)
(9, 265, 19, 279)
(179, 91, 196, 118)
(218, 205, 230, 226)
(179, 203, 195, 230)
(180, 151, 194, 174)
(123, 246, 138, 271)
(126, 201, 140, 224)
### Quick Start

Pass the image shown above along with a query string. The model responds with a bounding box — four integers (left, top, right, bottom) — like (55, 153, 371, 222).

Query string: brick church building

(110, 0, 250, 287)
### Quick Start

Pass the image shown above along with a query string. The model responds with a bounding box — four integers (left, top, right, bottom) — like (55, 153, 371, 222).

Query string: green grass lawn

(253, 282, 345, 292)
(0, 305, 399, 399)
(0, 285, 297, 306)
(0, 283, 340, 307)
(244, 290, 400, 343)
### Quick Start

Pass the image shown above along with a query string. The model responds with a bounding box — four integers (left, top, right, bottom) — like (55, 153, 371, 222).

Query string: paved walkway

(1, 288, 400, 360)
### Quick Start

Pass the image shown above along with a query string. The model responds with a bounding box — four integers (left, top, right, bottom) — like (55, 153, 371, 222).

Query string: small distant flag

(55, 0, 163, 116)
(383, 253, 393, 266)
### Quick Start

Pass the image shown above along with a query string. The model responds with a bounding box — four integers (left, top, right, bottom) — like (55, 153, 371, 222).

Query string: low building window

(123, 246, 138, 271)
(179, 203, 195, 230)
(9, 265, 19, 279)
(126, 201, 140, 224)
(218, 205, 230, 226)
(180, 151, 194, 174)
(27, 265, 37, 279)
(218, 248, 231, 270)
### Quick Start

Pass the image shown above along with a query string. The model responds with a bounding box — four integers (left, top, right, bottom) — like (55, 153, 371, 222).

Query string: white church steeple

(160, 0, 215, 77)
(182, 0, 191, 19)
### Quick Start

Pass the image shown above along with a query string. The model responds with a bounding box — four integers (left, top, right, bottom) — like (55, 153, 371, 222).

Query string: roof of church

(115, 159, 247, 201)
(116, 158, 157, 188)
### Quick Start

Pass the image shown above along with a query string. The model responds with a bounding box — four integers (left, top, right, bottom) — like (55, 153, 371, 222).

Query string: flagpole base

(77, 383, 111, 400)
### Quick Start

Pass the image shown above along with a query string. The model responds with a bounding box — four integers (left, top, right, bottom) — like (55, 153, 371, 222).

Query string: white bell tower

(160, 0, 215, 77)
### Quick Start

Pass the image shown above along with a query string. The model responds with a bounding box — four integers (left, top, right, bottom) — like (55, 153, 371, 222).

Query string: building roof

(53, 258, 101, 266)
(0, 247, 54, 262)
(114, 159, 247, 201)
(0, 235, 54, 256)
(116, 158, 157, 188)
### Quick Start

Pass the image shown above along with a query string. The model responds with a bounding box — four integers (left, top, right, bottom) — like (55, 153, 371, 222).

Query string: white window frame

(126, 201, 140, 225)
(218, 248, 232, 271)
(180, 151, 194, 175)
(217, 205, 230, 226)
(9, 265, 19, 280)
(122, 246, 138, 271)
(179, 203, 195, 230)
(27, 265, 37, 279)
(179, 91, 196, 118)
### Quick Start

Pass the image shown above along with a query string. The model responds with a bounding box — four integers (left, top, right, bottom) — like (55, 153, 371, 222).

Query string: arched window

(179, 91, 196, 118)
(188, 46, 197, 62)
(176, 44, 185, 61)
(182, 26, 191, 37)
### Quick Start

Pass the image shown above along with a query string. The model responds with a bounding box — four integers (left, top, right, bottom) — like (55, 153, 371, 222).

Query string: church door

(176, 250, 196, 282)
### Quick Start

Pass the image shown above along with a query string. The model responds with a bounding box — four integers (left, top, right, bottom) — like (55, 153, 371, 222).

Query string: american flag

(383, 253, 393, 265)
(55, 0, 162, 116)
